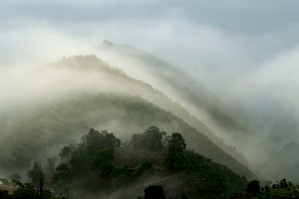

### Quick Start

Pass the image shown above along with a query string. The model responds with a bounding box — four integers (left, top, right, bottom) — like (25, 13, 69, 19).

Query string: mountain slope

(0, 56, 257, 180)
(101, 41, 254, 149)
(0, 93, 257, 180)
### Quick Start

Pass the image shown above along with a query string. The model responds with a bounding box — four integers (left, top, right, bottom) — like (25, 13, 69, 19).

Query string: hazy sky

(1, 0, 299, 142)
(2, 0, 299, 68)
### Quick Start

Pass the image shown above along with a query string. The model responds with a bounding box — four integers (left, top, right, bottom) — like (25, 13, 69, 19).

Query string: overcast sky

(1, 0, 299, 142)
(2, 0, 299, 66)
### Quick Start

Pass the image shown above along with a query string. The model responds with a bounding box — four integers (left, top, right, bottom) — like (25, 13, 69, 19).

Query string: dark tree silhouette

(27, 162, 46, 199)
(279, 178, 288, 188)
(165, 132, 186, 171)
(245, 180, 260, 195)
(143, 185, 166, 199)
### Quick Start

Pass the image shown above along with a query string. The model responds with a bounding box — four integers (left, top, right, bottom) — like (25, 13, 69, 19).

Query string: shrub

(143, 185, 166, 199)
(246, 180, 260, 194)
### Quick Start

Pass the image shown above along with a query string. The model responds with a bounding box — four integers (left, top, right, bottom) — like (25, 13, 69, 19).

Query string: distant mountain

(0, 56, 257, 180)
(100, 41, 299, 183)
(101, 41, 255, 153)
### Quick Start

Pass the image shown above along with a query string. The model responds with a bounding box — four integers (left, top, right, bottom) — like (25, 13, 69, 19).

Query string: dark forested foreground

(1, 127, 298, 199)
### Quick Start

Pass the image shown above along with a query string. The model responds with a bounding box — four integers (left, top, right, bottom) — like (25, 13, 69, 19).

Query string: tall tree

(27, 162, 46, 199)
(165, 133, 186, 171)
(133, 126, 166, 152)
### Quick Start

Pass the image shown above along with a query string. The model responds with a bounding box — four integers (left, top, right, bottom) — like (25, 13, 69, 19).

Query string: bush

(246, 180, 260, 194)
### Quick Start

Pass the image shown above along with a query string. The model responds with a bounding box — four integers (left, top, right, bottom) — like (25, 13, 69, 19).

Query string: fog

(1, 0, 299, 188)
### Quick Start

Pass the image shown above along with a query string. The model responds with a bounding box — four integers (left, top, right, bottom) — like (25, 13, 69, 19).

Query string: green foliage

(215, 178, 299, 199)
(12, 185, 38, 199)
(59, 146, 72, 158)
(182, 150, 247, 197)
(245, 180, 260, 194)
(82, 129, 120, 153)
(0, 181, 61, 199)
(91, 147, 115, 169)
(130, 126, 166, 152)
(0, 126, 253, 198)
(0, 189, 10, 199)
(102, 160, 153, 186)
(279, 178, 288, 188)
(49, 128, 153, 196)
(29, 127, 248, 198)
(27, 162, 42, 187)
(53, 163, 71, 182)
(165, 133, 186, 171)
(265, 185, 270, 192)
(253, 179, 299, 199)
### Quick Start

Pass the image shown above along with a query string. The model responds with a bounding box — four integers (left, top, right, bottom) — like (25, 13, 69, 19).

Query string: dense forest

(1, 127, 248, 198)
(1, 127, 299, 198)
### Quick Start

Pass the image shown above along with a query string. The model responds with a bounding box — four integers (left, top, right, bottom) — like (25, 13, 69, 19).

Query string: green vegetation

(0, 92, 256, 180)
(18, 126, 248, 198)
(253, 179, 299, 199)
(0, 122, 296, 198)
(164, 133, 186, 171)
(0, 55, 251, 175)
(0, 55, 265, 198)
(0, 180, 61, 199)
(209, 179, 299, 199)
(47, 128, 155, 197)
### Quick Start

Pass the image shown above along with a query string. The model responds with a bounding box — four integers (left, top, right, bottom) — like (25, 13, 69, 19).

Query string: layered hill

(101, 41, 255, 151)
(100, 41, 299, 182)
(0, 56, 256, 180)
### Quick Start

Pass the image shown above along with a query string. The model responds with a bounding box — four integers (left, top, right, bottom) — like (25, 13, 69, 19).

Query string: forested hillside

(0, 55, 252, 171)
(24, 127, 248, 199)
(54, 55, 251, 167)
(102, 41, 252, 139)
(0, 93, 257, 181)
(1, 1, 297, 198)
(3, 126, 296, 199)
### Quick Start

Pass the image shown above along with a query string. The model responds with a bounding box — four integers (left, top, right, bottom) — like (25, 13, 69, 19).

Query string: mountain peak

(102, 40, 114, 49)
